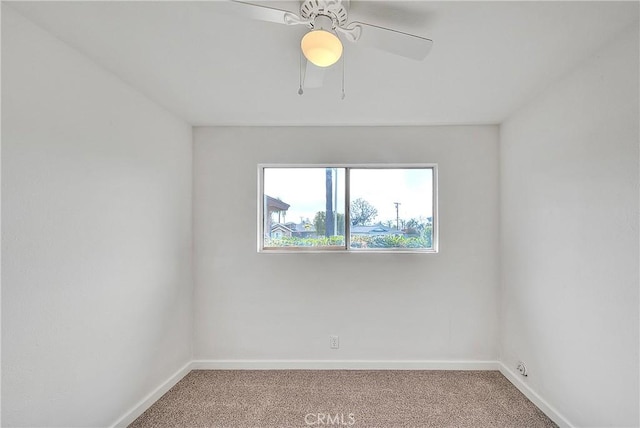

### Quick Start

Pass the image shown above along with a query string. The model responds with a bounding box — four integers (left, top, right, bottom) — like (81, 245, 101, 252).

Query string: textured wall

(193, 125, 499, 363)
(1, 7, 193, 427)
(500, 23, 639, 427)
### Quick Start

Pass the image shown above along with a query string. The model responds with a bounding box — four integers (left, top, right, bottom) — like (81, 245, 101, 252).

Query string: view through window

(260, 165, 436, 252)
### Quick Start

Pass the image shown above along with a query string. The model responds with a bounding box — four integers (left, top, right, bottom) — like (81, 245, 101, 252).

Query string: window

(262, 167, 346, 249)
(258, 165, 437, 253)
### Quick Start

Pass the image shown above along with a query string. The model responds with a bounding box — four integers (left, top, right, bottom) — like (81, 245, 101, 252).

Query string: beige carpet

(129, 370, 558, 428)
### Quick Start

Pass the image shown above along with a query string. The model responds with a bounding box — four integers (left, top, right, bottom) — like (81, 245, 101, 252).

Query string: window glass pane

(349, 168, 434, 250)
(263, 168, 345, 248)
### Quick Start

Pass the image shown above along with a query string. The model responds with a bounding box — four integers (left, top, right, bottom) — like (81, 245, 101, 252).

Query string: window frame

(257, 163, 439, 254)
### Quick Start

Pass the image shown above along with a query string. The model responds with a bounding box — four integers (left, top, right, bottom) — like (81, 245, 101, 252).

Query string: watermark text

(305, 413, 356, 426)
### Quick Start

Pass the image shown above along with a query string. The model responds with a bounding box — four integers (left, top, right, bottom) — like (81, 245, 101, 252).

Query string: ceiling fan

(228, 0, 433, 96)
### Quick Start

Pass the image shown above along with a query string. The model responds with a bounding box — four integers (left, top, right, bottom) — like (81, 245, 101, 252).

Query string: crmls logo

(305, 413, 356, 426)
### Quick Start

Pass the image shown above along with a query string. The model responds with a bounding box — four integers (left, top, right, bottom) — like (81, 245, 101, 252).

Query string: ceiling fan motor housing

(300, 0, 348, 27)
(312, 15, 335, 32)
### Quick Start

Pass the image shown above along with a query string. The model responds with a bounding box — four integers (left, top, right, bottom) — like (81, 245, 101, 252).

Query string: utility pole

(326, 168, 334, 237)
(394, 202, 401, 231)
(333, 168, 338, 235)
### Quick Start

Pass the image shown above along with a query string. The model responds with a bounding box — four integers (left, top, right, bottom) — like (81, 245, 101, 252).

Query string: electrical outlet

(329, 335, 339, 349)
(517, 361, 528, 377)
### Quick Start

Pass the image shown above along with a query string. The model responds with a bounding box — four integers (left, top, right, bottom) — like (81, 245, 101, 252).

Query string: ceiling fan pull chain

(298, 50, 304, 95)
(341, 51, 346, 100)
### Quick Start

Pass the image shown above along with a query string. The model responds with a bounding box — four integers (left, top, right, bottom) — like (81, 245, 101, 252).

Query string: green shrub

(266, 235, 345, 247)
(267, 230, 433, 249)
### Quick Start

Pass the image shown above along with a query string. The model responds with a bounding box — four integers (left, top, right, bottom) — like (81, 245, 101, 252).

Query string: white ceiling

(8, 1, 639, 126)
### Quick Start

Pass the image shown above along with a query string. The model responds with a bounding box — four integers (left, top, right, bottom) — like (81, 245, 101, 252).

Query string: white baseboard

(110, 361, 192, 428)
(498, 362, 574, 428)
(191, 359, 500, 370)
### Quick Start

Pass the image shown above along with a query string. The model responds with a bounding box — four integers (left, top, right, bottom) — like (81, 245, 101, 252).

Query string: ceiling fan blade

(227, 1, 308, 26)
(335, 25, 361, 43)
(303, 60, 327, 89)
(345, 21, 433, 61)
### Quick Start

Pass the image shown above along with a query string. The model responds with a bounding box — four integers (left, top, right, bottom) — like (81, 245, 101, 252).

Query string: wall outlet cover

(329, 335, 339, 349)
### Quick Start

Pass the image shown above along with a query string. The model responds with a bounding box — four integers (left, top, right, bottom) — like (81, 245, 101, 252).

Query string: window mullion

(345, 167, 351, 251)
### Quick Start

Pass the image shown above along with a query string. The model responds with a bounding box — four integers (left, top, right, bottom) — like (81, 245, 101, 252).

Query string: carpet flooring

(129, 370, 558, 428)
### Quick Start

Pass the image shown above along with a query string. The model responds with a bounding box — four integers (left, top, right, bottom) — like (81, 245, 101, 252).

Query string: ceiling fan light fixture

(301, 29, 343, 67)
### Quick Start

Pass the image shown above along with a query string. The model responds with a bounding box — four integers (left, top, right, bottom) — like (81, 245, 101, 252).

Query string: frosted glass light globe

(301, 30, 343, 67)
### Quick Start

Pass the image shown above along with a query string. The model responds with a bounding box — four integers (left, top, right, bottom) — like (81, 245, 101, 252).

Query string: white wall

(193, 126, 499, 363)
(499, 23, 639, 428)
(1, 6, 193, 427)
